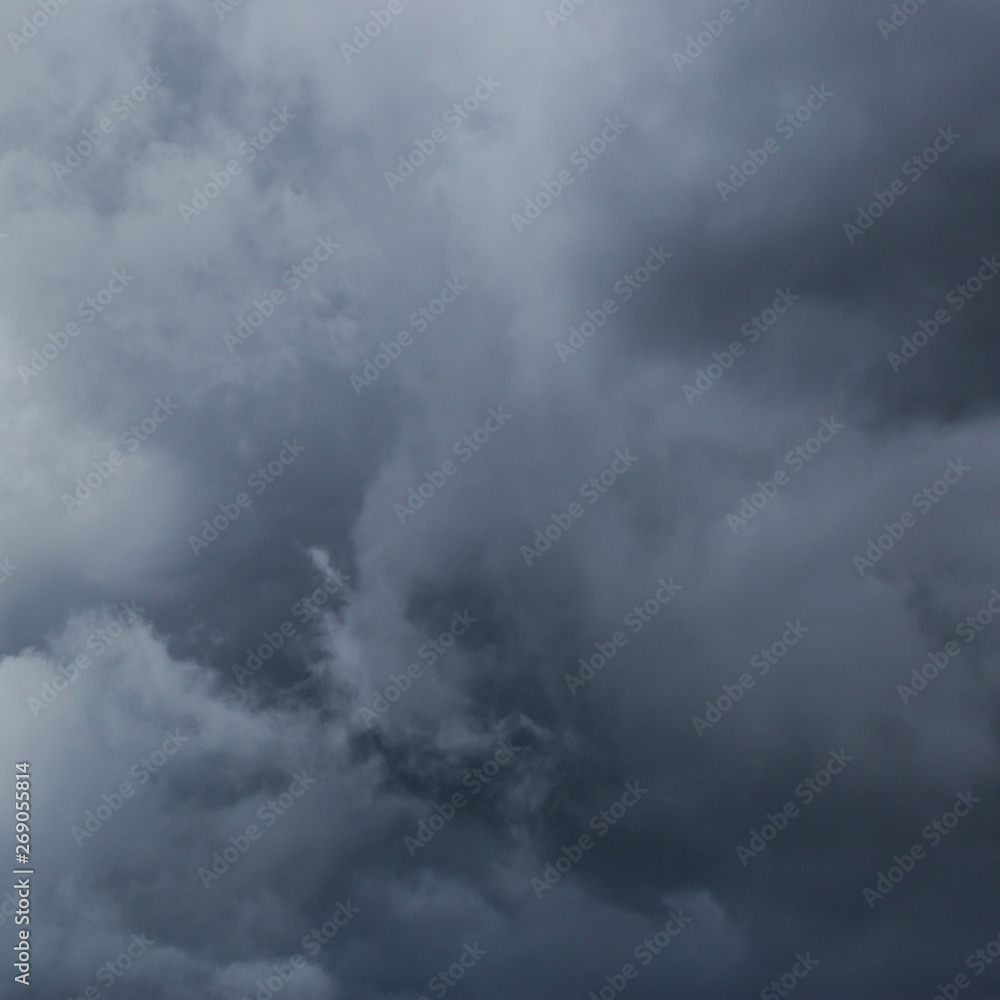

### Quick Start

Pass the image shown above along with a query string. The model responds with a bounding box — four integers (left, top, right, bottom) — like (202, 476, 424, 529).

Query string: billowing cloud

(1, 0, 999, 997)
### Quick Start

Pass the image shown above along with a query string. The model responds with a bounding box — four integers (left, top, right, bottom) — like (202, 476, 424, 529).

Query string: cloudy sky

(2, 0, 1000, 997)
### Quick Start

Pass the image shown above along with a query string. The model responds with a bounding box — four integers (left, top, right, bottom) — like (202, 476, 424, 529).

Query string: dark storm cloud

(1, 0, 999, 998)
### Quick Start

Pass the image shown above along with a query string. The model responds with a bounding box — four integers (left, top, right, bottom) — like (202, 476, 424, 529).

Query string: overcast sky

(2, 0, 1000, 998)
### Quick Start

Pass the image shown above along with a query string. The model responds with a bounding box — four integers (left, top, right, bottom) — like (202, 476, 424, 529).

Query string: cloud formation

(1, 0, 999, 997)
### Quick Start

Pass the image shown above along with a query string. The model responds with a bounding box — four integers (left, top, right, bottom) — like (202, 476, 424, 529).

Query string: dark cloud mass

(1, 0, 999, 998)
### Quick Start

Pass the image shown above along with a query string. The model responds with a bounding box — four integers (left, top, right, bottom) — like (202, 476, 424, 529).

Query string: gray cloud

(1, 0, 999, 997)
